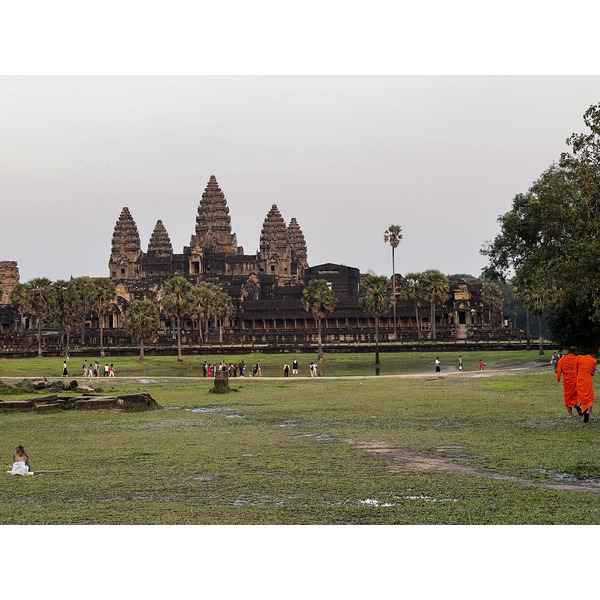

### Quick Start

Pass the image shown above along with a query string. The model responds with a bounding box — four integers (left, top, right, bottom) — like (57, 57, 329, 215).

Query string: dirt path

(345, 439, 600, 494)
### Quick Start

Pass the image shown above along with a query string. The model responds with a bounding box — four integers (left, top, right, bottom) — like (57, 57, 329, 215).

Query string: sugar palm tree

(190, 281, 219, 342)
(402, 272, 424, 340)
(421, 269, 449, 341)
(89, 278, 117, 357)
(301, 279, 337, 360)
(213, 289, 234, 344)
(70, 276, 95, 346)
(482, 282, 504, 327)
(161, 276, 193, 361)
(359, 274, 394, 365)
(384, 225, 402, 340)
(10, 278, 57, 356)
(124, 300, 160, 363)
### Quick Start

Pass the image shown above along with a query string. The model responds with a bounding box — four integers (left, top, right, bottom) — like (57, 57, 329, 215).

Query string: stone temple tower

(287, 217, 308, 280)
(189, 175, 239, 255)
(109, 207, 143, 280)
(259, 205, 293, 280)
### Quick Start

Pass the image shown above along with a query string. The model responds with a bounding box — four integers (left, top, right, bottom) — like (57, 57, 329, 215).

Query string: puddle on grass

(293, 432, 337, 442)
(533, 467, 600, 485)
(137, 379, 169, 384)
(161, 406, 251, 418)
(277, 420, 300, 428)
(360, 496, 458, 506)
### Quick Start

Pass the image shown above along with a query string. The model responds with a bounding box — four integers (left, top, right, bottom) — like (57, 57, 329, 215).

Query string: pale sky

(2, 75, 600, 283)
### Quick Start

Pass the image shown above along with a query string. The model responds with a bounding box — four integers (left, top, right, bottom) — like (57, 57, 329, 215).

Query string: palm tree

(301, 279, 337, 360)
(213, 290, 234, 344)
(421, 269, 449, 341)
(124, 300, 160, 363)
(359, 274, 394, 365)
(481, 282, 504, 327)
(10, 278, 56, 356)
(512, 275, 550, 355)
(70, 276, 95, 347)
(89, 278, 117, 357)
(384, 225, 402, 340)
(161, 276, 193, 361)
(190, 281, 219, 342)
(401, 272, 424, 340)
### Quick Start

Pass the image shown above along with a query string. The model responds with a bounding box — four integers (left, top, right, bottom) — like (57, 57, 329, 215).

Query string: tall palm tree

(10, 278, 57, 356)
(71, 276, 95, 347)
(89, 278, 117, 357)
(359, 274, 394, 365)
(421, 269, 449, 341)
(190, 281, 219, 342)
(512, 275, 550, 355)
(402, 272, 424, 340)
(124, 300, 160, 363)
(481, 282, 504, 328)
(384, 225, 403, 340)
(213, 289, 234, 344)
(160, 276, 193, 361)
(301, 279, 337, 360)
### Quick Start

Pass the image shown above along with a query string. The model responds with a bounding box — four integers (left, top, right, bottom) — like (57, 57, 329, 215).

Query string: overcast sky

(2, 75, 600, 283)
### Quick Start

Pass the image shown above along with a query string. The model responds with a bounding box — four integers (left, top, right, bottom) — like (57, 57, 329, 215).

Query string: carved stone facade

(108, 175, 309, 305)
(0, 261, 19, 305)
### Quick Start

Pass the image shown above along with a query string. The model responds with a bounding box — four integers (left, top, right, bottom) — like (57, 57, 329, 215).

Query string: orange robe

(576, 355, 597, 413)
(557, 354, 578, 407)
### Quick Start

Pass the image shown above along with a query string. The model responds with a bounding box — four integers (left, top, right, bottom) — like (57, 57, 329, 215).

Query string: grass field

(2, 350, 598, 525)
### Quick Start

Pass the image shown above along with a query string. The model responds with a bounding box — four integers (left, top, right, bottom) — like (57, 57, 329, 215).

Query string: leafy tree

(420, 269, 449, 341)
(301, 279, 337, 360)
(359, 274, 394, 365)
(10, 278, 56, 356)
(70, 276, 96, 346)
(89, 278, 117, 357)
(401, 272, 424, 340)
(161, 276, 193, 361)
(124, 300, 160, 363)
(383, 225, 402, 340)
(213, 289, 234, 344)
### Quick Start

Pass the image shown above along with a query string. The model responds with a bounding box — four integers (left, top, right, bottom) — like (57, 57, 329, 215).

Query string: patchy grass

(2, 354, 598, 524)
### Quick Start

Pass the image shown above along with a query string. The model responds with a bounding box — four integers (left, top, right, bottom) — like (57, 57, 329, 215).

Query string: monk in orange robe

(557, 347, 578, 418)
(576, 353, 598, 423)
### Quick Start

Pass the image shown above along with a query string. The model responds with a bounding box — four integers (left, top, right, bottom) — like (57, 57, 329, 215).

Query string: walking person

(283, 363, 290, 377)
(109, 363, 115, 377)
(292, 359, 299, 375)
(458, 355, 463, 372)
(62, 360, 68, 377)
(557, 346, 579, 419)
(104, 363, 109, 377)
(576, 351, 597, 423)
(435, 357, 441, 373)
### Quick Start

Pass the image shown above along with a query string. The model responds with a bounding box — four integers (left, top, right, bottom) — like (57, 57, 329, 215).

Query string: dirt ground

(345, 439, 600, 494)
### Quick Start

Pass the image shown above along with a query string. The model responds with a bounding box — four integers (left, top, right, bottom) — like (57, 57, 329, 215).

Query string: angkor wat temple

(0, 175, 523, 353)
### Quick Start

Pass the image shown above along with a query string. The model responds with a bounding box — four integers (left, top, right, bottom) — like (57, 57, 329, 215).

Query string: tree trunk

(526, 311, 531, 351)
(392, 250, 397, 340)
(198, 316, 204, 343)
(99, 314, 105, 357)
(139, 337, 145, 363)
(219, 318, 223, 344)
(431, 301, 436, 340)
(317, 315, 323, 360)
(80, 320, 86, 346)
(375, 317, 380, 365)
(37, 317, 42, 357)
(176, 315, 183, 361)
(66, 329, 71, 356)
(538, 312, 544, 355)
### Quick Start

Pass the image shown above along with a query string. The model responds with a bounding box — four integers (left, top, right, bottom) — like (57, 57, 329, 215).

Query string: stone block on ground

(116, 393, 160, 409)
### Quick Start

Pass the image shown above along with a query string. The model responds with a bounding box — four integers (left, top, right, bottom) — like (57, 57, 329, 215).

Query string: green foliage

(124, 300, 160, 362)
(301, 280, 337, 359)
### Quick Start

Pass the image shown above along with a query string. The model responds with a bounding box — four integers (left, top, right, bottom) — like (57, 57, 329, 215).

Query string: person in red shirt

(557, 347, 579, 419)
(576, 352, 598, 423)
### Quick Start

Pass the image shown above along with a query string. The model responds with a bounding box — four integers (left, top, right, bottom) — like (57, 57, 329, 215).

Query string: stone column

(214, 369, 229, 393)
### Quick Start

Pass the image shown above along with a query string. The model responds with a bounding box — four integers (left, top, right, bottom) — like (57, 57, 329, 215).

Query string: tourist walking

(292, 359, 299, 375)
(109, 364, 115, 377)
(104, 363, 109, 377)
(82, 359, 88, 376)
(557, 346, 578, 419)
(576, 352, 597, 423)
(94, 361, 99, 377)
(435, 357, 441, 373)
(283, 363, 290, 377)
(203, 362, 208, 377)
(458, 355, 463, 371)
(62, 361, 68, 377)
(479, 359, 486, 371)
(239, 360, 246, 377)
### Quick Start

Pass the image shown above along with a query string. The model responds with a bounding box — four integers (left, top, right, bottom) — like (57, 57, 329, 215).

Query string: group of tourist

(556, 346, 598, 422)
(61, 358, 114, 378)
(202, 360, 250, 378)
(433, 356, 486, 373)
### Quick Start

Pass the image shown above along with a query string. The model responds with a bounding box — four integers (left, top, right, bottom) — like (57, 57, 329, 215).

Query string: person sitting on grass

(11, 445, 31, 476)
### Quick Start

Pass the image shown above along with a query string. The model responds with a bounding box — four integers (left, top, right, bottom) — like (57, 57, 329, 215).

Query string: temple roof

(191, 175, 238, 254)
(147, 220, 173, 257)
(111, 207, 142, 255)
